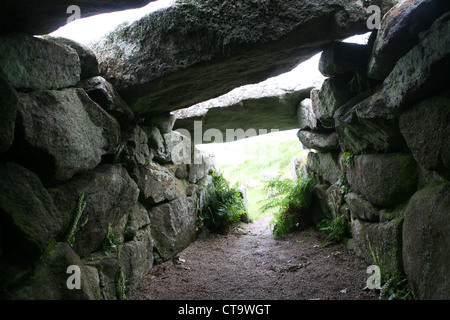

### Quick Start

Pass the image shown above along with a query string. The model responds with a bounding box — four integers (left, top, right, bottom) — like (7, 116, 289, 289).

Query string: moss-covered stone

(0, 70, 17, 154)
(150, 197, 197, 263)
(306, 151, 342, 185)
(50, 164, 139, 258)
(399, 95, 450, 181)
(346, 153, 418, 207)
(12, 88, 120, 186)
(403, 183, 450, 299)
(7, 242, 102, 300)
(368, 0, 450, 80)
(83, 252, 122, 300)
(0, 33, 80, 90)
(345, 192, 380, 222)
(383, 11, 450, 110)
(351, 217, 404, 276)
(0, 163, 62, 295)
(335, 89, 406, 154)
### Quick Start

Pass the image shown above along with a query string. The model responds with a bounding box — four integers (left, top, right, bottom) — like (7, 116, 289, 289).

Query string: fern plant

(319, 215, 347, 245)
(103, 222, 118, 256)
(379, 272, 415, 300)
(366, 235, 415, 300)
(201, 169, 247, 233)
(259, 168, 315, 238)
(65, 192, 88, 247)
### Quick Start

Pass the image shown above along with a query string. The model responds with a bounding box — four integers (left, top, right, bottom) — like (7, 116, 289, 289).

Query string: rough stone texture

(119, 124, 152, 170)
(334, 89, 406, 154)
(8, 242, 102, 300)
(46, 36, 100, 80)
(309, 89, 326, 130)
(290, 155, 303, 180)
(0, 0, 154, 35)
(351, 217, 403, 275)
(297, 130, 339, 152)
(144, 112, 177, 134)
(312, 184, 344, 223)
(0, 33, 80, 90)
(124, 203, 151, 242)
(93, 0, 396, 116)
(383, 12, 450, 110)
(0, 71, 17, 154)
(186, 175, 213, 211)
(163, 131, 192, 165)
(150, 197, 197, 263)
(82, 253, 124, 299)
(311, 184, 331, 225)
(319, 41, 370, 77)
(78, 76, 134, 125)
(120, 228, 153, 293)
(346, 153, 418, 207)
(312, 73, 358, 128)
(368, 0, 450, 80)
(399, 96, 450, 180)
(174, 84, 313, 140)
(297, 98, 320, 130)
(306, 151, 341, 185)
(13, 88, 120, 185)
(164, 163, 189, 182)
(402, 183, 450, 300)
(378, 202, 408, 223)
(0, 162, 62, 295)
(146, 126, 165, 159)
(130, 161, 178, 206)
(189, 147, 216, 183)
(50, 164, 139, 258)
(417, 164, 449, 192)
(345, 192, 379, 222)
(146, 127, 190, 165)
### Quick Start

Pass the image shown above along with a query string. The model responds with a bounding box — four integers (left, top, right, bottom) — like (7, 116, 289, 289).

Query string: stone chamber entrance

(0, 0, 449, 302)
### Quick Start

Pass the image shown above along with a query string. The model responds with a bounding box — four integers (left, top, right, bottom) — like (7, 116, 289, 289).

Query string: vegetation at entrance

(259, 167, 316, 238)
(317, 215, 347, 246)
(201, 169, 247, 233)
(367, 235, 415, 300)
(217, 132, 306, 221)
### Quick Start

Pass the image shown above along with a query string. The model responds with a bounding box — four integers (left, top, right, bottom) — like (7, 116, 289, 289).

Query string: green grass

(213, 132, 308, 221)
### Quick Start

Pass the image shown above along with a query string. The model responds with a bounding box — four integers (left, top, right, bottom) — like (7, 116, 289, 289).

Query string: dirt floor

(130, 216, 379, 300)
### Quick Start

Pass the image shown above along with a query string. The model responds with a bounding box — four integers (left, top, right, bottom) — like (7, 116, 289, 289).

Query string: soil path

(130, 216, 378, 300)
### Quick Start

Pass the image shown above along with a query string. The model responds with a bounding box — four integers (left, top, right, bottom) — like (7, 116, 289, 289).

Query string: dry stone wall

(0, 32, 214, 299)
(300, 1, 450, 299)
(0, 0, 449, 301)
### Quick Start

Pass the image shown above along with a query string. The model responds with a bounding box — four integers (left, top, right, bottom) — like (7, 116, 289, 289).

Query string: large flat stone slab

(0, 0, 154, 35)
(174, 84, 313, 141)
(93, 0, 396, 117)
